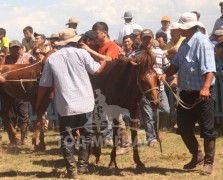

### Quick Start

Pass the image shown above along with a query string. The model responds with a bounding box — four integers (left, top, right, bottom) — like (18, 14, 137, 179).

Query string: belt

(182, 90, 199, 94)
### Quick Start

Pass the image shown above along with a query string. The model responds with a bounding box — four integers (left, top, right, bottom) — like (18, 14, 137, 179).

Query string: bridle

(136, 71, 159, 96)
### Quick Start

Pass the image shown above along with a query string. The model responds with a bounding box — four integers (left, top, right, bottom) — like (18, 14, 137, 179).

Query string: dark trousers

(176, 87, 218, 159)
(59, 113, 93, 171)
(176, 87, 218, 138)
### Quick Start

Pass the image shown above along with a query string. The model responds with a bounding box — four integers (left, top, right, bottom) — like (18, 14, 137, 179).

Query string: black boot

(62, 147, 76, 178)
(201, 137, 216, 175)
(78, 143, 91, 174)
(181, 134, 204, 169)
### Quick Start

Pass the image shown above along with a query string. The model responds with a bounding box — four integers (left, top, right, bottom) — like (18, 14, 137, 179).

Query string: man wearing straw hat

(159, 12, 217, 175)
(35, 28, 106, 178)
(66, 17, 79, 34)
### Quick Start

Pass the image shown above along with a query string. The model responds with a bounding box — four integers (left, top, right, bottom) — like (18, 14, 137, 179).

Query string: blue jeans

(140, 90, 170, 143)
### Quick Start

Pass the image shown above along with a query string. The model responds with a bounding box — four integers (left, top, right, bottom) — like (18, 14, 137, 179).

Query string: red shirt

(98, 41, 119, 60)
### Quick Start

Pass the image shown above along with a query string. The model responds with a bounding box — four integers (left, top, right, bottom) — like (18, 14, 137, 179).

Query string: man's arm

(35, 86, 51, 112)
(158, 64, 178, 81)
(81, 43, 112, 61)
(94, 60, 107, 75)
(199, 72, 215, 101)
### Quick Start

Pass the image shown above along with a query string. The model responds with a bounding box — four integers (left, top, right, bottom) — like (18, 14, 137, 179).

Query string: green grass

(0, 128, 222, 180)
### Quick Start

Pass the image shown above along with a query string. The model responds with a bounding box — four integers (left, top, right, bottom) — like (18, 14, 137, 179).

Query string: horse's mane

(135, 47, 156, 75)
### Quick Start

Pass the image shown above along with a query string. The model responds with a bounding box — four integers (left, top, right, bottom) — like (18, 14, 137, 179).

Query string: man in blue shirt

(159, 12, 217, 175)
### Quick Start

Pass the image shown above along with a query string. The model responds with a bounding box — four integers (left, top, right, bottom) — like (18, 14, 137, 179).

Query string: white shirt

(156, 27, 171, 42)
(116, 21, 143, 44)
(39, 45, 101, 116)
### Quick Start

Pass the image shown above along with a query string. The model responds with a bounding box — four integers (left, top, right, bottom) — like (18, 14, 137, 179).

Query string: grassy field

(0, 127, 222, 180)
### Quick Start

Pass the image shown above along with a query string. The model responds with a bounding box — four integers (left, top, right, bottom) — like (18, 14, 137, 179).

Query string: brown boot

(200, 138, 216, 175)
(183, 151, 204, 169)
(181, 134, 204, 169)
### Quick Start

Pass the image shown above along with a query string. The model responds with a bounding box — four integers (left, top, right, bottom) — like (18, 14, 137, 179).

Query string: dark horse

(0, 51, 54, 150)
(90, 49, 160, 168)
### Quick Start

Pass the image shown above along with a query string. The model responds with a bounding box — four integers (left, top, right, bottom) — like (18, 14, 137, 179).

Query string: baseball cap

(161, 16, 170, 22)
(141, 29, 154, 38)
(10, 40, 23, 48)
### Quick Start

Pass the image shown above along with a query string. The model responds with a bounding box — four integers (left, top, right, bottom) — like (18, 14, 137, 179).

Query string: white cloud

(0, 0, 221, 42)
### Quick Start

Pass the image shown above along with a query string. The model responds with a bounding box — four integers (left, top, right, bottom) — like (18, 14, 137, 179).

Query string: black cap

(34, 32, 46, 40)
(219, 2, 223, 6)
(84, 30, 94, 39)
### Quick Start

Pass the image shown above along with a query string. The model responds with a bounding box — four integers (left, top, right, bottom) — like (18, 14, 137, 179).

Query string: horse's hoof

(34, 145, 46, 151)
(32, 138, 37, 145)
(136, 162, 145, 168)
(95, 155, 103, 164)
(108, 162, 119, 169)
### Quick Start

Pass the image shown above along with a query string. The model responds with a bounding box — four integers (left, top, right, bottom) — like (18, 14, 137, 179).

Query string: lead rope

(156, 108, 162, 153)
(5, 79, 38, 93)
(161, 78, 202, 109)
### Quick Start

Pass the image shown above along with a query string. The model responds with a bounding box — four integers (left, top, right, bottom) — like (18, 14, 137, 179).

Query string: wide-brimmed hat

(175, 12, 202, 30)
(123, 11, 133, 19)
(47, 33, 59, 40)
(55, 28, 81, 46)
(170, 22, 179, 30)
(66, 17, 79, 25)
(10, 40, 23, 48)
(141, 29, 154, 38)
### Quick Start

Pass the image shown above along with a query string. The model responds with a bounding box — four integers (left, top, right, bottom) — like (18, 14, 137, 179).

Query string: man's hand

(158, 74, 167, 82)
(199, 86, 210, 101)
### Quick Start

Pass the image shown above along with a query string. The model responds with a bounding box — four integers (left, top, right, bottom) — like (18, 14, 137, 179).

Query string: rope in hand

(160, 78, 202, 109)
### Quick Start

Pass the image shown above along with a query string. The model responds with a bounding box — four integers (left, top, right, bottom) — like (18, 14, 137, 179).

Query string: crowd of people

(0, 2, 223, 178)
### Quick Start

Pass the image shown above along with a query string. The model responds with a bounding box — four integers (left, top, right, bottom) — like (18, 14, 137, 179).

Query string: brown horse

(0, 51, 55, 150)
(90, 49, 160, 168)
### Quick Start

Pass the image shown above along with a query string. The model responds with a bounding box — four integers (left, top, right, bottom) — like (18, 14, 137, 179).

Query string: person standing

(35, 28, 105, 178)
(133, 29, 170, 146)
(156, 16, 171, 42)
(22, 26, 35, 52)
(0, 28, 10, 55)
(66, 17, 79, 34)
(210, 2, 223, 40)
(159, 12, 217, 175)
(4, 40, 32, 145)
(116, 11, 143, 45)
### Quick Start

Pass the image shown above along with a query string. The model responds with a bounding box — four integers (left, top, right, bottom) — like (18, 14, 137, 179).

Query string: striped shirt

(134, 46, 170, 91)
(172, 31, 216, 91)
(39, 45, 101, 116)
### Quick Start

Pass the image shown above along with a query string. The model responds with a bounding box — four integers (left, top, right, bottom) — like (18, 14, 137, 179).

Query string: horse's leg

(37, 113, 46, 151)
(32, 117, 40, 150)
(108, 118, 119, 169)
(1, 112, 19, 144)
(129, 118, 145, 167)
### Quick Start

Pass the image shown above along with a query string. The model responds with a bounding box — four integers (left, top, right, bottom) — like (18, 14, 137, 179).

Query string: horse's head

(131, 49, 160, 108)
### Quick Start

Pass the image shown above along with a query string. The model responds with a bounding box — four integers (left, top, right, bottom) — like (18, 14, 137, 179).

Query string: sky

(0, 0, 221, 42)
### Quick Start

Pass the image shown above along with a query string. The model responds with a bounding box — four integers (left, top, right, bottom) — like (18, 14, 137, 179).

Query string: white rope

(161, 78, 202, 109)
(0, 60, 42, 76)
